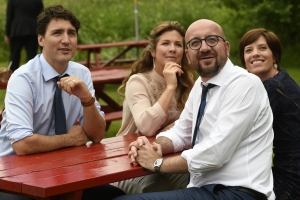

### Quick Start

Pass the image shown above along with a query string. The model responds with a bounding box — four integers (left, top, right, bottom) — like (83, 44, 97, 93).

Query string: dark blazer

(5, 0, 44, 38)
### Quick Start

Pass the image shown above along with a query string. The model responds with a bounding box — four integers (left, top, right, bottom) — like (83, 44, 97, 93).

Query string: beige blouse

(117, 69, 182, 136)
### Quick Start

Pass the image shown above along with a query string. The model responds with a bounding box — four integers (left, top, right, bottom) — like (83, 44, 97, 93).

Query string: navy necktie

(192, 83, 216, 147)
(54, 76, 67, 134)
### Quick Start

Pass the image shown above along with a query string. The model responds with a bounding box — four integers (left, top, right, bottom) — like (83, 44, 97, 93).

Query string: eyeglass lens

(189, 35, 219, 50)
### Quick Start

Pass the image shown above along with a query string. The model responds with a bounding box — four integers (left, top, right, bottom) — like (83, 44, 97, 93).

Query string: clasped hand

(128, 136, 162, 171)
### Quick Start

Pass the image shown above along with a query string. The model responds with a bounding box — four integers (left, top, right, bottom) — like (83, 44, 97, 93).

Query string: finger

(137, 136, 150, 146)
(130, 154, 138, 165)
(74, 118, 80, 125)
(129, 146, 138, 157)
(129, 141, 139, 150)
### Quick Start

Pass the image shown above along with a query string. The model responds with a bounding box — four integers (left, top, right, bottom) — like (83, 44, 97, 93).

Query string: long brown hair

(118, 21, 194, 109)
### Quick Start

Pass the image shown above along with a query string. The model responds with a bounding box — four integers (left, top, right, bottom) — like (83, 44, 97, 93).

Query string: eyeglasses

(186, 35, 226, 50)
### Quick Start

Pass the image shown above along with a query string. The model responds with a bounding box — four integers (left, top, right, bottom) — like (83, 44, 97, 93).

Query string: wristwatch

(154, 158, 164, 173)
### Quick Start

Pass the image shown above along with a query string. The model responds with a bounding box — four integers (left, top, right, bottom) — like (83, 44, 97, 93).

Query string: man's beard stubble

(194, 50, 227, 79)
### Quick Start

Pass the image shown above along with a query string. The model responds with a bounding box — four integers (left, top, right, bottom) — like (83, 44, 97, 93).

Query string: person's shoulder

(128, 72, 149, 82)
(224, 64, 260, 85)
(14, 55, 41, 75)
(265, 69, 300, 91)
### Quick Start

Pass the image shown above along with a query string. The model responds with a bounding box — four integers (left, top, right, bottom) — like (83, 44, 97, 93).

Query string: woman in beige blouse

(117, 21, 194, 137)
(113, 21, 195, 194)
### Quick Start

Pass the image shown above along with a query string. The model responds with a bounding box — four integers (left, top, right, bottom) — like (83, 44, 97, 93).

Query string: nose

(61, 32, 70, 44)
(199, 40, 210, 52)
(251, 48, 260, 57)
(169, 43, 176, 52)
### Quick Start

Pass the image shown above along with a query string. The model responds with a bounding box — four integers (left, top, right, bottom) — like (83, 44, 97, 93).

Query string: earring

(274, 63, 278, 69)
(153, 58, 156, 69)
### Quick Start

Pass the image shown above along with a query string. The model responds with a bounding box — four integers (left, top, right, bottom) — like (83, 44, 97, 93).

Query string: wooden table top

(0, 134, 155, 199)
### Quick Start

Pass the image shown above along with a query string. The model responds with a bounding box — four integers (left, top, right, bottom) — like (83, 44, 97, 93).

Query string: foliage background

(0, 0, 299, 137)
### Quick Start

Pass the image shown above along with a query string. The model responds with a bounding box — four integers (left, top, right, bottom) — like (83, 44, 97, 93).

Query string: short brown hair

(239, 28, 282, 70)
(37, 5, 81, 36)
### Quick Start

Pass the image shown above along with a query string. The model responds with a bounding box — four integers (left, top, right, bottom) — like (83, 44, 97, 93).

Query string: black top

(264, 69, 300, 199)
(5, 0, 44, 38)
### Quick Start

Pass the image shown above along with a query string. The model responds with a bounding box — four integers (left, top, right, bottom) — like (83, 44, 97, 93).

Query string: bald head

(185, 19, 225, 43)
(184, 19, 230, 82)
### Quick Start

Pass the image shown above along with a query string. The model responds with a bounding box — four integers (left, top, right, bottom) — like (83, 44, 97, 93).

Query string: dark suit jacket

(5, 0, 44, 38)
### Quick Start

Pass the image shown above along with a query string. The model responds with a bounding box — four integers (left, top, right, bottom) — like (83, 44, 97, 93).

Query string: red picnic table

(77, 40, 149, 69)
(0, 135, 163, 200)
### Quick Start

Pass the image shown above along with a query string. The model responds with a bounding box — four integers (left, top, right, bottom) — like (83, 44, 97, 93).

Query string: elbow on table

(90, 128, 105, 143)
(12, 142, 31, 156)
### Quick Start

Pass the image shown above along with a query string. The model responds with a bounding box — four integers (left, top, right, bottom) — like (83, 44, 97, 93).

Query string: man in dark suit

(4, 0, 44, 72)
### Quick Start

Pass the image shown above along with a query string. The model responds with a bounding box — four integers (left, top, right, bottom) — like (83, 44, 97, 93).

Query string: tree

(221, 0, 300, 46)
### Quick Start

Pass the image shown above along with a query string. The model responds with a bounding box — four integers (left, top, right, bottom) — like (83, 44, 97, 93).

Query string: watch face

(154, 158, 163, 166)
(154, 158, 163, 167)
(154, 158, 163, 173)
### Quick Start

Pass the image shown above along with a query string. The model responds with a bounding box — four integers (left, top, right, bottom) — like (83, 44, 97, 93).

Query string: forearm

(157, 87, 177, 114)
(160, 155, 188, 174)
(12, 133, 71, 156)
(155, 136, 174, 155)
(82, 103, 105, 143)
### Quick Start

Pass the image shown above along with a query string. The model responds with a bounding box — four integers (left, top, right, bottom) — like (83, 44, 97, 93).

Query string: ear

(185, 49, 191, 64)
(273, 55, 277, 64)
(225, 41, 230, 57)
(38, 34, 44, 49)
(150, 49, 156, 58)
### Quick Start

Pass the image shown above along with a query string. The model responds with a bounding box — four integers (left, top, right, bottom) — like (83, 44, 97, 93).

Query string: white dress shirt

(157, 59, 275, 199)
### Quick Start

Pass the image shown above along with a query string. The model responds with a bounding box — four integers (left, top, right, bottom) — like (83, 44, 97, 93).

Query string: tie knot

(54, 74, 69, 82)
(202, 83, 216, 93)
(54, 76, 61, 82)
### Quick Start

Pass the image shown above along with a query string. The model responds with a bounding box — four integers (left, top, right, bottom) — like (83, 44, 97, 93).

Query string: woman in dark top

(239, 28, 300, 200)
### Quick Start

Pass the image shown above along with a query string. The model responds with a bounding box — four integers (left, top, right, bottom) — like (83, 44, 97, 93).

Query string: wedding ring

(72, 79, 75, 82)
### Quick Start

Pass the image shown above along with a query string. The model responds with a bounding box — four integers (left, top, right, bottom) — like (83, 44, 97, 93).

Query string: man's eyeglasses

(186, 35, 226, 50)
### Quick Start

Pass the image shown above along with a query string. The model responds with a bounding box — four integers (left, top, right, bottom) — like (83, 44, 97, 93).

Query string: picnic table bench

(0, 134, 181, 200)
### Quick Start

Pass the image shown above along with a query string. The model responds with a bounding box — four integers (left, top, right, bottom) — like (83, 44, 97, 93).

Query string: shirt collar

(202, 58, 234, 87)
(40, 54, 71, 81)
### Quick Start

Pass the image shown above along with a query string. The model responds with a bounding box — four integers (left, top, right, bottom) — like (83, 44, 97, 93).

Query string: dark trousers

(114, 184, 257, 200)
(9, 35, 38, 71)
(0, 184, 125, 200)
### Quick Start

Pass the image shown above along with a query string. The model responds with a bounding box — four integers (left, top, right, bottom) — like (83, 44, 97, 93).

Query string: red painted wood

(91, 69, 129, 84)
(104, 111, 123, 122)
(77, 40, 148, 50)
(0, 82, 7, 89)
(0, 135, 157, 198)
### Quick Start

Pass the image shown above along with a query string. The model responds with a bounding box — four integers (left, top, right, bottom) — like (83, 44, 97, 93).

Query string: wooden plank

(91, 69, 129, 84)
(0, 139, 131, 170)
(0, 135, 150, 171)
(0, 135, 156, 198)
(77, 40, 148, 50)
(10, 155, 152, 198)
(105, 111, 123, 122)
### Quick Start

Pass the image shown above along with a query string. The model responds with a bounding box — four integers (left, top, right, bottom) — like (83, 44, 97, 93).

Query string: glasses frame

(186, 35, 226, 50)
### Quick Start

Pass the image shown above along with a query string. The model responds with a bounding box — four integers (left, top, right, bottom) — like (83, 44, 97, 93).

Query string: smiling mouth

(251, 60, 263, 65)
